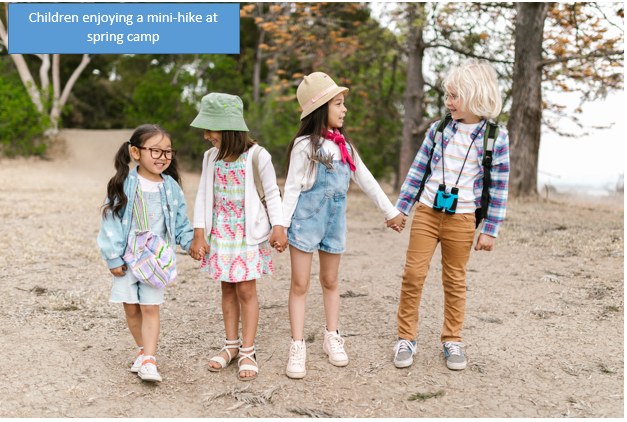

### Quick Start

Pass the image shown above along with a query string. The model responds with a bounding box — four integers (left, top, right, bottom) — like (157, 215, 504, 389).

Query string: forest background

(0, 2, 623, 417)
(0, 2, 624, 196)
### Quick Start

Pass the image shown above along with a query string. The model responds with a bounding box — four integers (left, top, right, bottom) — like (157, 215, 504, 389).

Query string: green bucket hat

(190, 92, 249, 132)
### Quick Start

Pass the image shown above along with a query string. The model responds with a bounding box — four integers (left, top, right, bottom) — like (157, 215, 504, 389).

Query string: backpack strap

(251, 145, 266, 207)
(476, 122, 499, 226)
(415, 114, 451, 203)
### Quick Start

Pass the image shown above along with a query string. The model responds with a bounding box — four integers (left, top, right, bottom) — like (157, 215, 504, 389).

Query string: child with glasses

(393, 59, 510, 371)
(97, 124, 198, 382)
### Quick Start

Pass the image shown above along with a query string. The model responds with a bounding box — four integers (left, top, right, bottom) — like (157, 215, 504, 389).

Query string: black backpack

(414, 114, 499, 229)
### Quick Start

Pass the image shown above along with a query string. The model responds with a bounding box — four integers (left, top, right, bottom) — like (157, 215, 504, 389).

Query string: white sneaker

(286, 339, 306, 379)
(323, 329, 349, 367)
(138, 356, 162, 382)
(130, 349, 144, 373)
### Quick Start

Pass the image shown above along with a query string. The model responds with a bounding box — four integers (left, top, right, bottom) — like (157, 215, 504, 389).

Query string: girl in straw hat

(189, 93, 288, 381)
(282, 72, 406, 379)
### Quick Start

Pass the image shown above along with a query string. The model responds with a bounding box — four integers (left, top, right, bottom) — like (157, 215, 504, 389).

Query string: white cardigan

(282, 136, 400, 227)
(193, 144, 285, 245)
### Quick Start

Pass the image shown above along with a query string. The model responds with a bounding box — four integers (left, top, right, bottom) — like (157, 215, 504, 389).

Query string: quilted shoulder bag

(122, 186, 177, 289)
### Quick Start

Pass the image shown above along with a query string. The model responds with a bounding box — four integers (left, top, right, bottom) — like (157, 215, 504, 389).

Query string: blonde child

(393, 59, 510, 370)
(282, 72, 406, 379)
(97, 124, 197, 382)
(189, 93, 287, 381)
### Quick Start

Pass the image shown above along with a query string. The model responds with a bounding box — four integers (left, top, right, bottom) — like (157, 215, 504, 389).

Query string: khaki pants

(397, 203, 476, 343)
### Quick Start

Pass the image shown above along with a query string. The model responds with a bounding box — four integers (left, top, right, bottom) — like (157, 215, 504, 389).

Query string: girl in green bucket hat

(190, 93, 288, 381)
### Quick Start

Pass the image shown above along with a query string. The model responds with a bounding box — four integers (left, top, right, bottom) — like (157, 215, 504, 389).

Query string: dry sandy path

(0, 129, 623, 417)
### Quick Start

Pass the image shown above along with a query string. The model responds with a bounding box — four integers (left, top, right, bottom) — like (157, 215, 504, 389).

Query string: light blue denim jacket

(97, 167, 194, 269)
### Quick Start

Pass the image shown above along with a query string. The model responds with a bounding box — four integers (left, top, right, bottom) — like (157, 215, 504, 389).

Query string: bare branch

(52, 54, 60, 103)
(592, 3, 624, 34)
(0, 9, 7, 48)
(8, 54, 44, 113)
(58, 54, 90, 109)
(426, 42, 514, 64)
(538, 50, 624, 67)
(39, 54, 50, 93)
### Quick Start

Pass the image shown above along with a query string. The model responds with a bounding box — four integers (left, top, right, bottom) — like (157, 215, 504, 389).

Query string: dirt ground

(0, 129, 623, 418)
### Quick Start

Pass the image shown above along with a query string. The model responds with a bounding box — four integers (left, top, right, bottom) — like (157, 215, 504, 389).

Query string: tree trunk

(252, 3, 266, 104)
(397, 3, 426, 190)
(507, 2, 549, 197)
(253, 29, 265, 104)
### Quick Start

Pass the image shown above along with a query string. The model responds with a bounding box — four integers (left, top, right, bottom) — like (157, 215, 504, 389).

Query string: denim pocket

(293, 194, 327, 221)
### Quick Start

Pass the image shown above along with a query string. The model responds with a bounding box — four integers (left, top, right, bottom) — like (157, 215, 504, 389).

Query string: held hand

(269, 225, 288, 253)
(190, 238, 210, 261)
(386, 214, 407, 233)
(475, 233, 496, 251)
(110, 265, 127, 277)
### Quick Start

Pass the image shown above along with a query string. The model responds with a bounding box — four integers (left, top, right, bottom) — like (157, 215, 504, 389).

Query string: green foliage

(122, 65, 205, 167)
(245, 92, 301, 175)
(0, 59, 48, 156)
(50, 6, 405, 176)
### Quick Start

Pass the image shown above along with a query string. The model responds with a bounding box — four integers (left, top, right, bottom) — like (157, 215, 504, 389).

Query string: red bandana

(323, 129, 356, 172)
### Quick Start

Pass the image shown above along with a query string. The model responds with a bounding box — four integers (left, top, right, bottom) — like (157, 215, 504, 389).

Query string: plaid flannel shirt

(396, 118, 510, 237)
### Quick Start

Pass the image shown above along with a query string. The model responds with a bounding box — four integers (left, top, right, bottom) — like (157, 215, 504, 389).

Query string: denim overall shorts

(288, 158, 351, 254)
(110, 190, 167, 305)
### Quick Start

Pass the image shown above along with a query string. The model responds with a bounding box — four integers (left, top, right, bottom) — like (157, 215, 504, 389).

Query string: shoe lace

(289, 342, 305, 365)
(444, 342, 463, 356)
(141, 363, 157, 374)
(394, 339, 416, 356)
(326, 333, 346, 355)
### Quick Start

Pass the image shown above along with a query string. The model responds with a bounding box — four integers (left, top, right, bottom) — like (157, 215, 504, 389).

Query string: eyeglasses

(136, 147, 176, 160)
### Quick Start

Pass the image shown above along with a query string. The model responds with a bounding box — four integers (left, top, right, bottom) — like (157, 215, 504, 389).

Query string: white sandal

(208, 338, 240, 372)
(237, 345, 258, 381)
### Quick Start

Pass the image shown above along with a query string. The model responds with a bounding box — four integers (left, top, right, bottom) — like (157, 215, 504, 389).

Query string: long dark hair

(214, 130, 256, 162)
(101, 124, 181, 218)
(285, 103, 357, 174)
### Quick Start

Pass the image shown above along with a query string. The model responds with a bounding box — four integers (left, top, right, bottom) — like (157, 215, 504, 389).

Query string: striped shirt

(420, 122, 482, 214)
(396, 118, 510, 237)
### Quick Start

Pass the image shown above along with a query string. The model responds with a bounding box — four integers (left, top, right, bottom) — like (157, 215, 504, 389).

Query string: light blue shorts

(109, 270, 165, 305)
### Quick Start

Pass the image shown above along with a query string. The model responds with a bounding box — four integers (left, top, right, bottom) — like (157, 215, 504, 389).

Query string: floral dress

(200, 151, 273, 282)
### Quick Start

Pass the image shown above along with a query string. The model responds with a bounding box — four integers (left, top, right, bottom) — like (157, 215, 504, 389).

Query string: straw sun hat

(296, 72, 349, 120)
(190, 92, 249, 132)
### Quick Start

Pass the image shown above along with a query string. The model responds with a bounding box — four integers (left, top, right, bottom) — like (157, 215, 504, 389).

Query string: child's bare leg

(288, 246, 314, 340)
(139, 305, 160, 357)
(236, 280, 259, 379)
(318, 251, 342, 331)
(209, 282, 239, 369)
(123, 303, 143, 347)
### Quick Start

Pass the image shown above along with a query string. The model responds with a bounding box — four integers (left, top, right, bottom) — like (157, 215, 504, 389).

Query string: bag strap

(251, 145, 266, 207)
(478, 122, 499, 221)
(415, 114, 452, 203)
(132, 185, 150, 231)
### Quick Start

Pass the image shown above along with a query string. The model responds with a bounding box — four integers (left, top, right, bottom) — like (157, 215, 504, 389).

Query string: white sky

(538, 91, 625, 195)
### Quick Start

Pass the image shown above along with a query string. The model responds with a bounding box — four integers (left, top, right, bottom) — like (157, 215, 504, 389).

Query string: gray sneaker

(393, 339, 416, 368)
(442, 341, 466, 370)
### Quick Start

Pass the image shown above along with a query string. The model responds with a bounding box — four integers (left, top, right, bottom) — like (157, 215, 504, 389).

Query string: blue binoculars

(433, 184, 458, 214)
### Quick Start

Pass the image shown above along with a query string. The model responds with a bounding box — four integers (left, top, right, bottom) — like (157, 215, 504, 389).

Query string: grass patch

(408, 390, 445, 401)
(340, 290, 368, 298)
